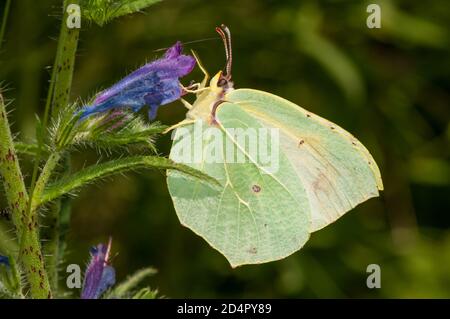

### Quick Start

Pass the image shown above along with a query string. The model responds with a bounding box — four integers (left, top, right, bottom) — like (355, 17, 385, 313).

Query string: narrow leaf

(39, 156, 220, 206)
(90, 124, 167, 151)
(131, 287, 159, 299)
(112, 267, 157, 298)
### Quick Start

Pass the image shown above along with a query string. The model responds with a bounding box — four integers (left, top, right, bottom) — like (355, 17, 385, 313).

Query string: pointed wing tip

(371, 169, 384, 192)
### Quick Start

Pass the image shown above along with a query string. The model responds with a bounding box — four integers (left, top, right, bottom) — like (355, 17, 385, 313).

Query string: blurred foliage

(82, 0, 161, 26)
(0, 0, 449, 297)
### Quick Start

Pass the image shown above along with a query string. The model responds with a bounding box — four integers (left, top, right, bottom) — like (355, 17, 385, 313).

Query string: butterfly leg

(180, 98, 193, 110)
(181, 83, 208, 94)
(191, 49, 209, 91)
(163, 118, 196, 134)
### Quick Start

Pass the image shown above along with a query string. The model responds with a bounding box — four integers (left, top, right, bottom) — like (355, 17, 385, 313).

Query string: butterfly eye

(217, 77, 228, 87)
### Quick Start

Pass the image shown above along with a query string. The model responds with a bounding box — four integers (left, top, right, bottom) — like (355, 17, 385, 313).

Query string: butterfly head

(210, 70, 233, 93)
(185, 25, 234, 122)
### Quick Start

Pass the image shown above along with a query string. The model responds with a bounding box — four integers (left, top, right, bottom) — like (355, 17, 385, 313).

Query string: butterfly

(166, 25, 383, 267)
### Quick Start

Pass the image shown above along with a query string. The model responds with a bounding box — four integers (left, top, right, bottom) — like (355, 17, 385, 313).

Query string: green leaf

(54, 106, 165, 152)
(111, 267, 157, 298)
(82, 0, 162, 26)
(131, 287, 159, 299)
(94, 127, 166, 149)
(84, 117, 167, 152)
(39, 156, 220, 206)
(51, 102, 81, 150)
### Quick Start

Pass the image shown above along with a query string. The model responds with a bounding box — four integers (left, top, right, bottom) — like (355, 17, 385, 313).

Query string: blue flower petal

(95, 265, 115, 299)
(81, 239, 115, 299)
(79, 41, 195, 120)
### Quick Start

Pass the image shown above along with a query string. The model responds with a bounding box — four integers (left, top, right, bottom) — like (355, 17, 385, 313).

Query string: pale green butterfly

(167, 25, 383, 267)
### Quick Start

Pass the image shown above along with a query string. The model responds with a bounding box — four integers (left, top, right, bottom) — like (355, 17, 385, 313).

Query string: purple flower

(79, 41, 196, 120)
(81, 238, 115, 299)
(0, 255, 9, 268)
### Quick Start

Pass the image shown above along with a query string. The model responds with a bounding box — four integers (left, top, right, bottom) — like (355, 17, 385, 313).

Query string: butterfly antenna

(216, 24, 232, 80)
(153, 37, 220, 53)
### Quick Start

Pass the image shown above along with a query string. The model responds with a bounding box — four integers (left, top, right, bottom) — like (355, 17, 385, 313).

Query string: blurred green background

(1, 0, 449, 298)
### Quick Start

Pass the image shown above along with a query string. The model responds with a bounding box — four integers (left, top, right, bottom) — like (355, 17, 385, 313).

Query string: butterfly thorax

(186, 71, 234, 124)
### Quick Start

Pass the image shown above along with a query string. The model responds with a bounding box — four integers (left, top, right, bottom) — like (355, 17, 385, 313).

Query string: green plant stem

(28, 0, 80, 292)
(30, 0, 80, 209)
(42, 201, 61, 292)
(26, 151, 61, 292)
(0, 95, 51, 298)
(30, 152, 62, 213)
(0, 0, 11, 51)
(57, 194, 72, 265)
(28, 123, 64, 294)
(30, 0, 80, 192)
(49, 0, 80, 119)
(43, 154, 70, 292)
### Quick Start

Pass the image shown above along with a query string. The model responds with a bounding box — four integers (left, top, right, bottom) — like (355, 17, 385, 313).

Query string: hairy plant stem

(0, 94, 51, 298)
(30, 0, 80, 196)
(28, 0, 80, 292)
(51, 0, 80, 118)
(30, 153, 62, 213)
(42, 201, 61, 292)
(29, 151, 62, 293)
(46, 0, 79, 292)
